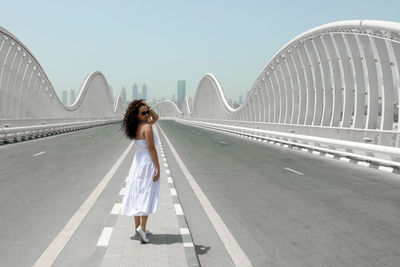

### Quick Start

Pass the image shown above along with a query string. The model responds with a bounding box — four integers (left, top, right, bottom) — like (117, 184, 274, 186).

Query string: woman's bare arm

(144, 124, 160, 181)
(147, 105, 159, 125)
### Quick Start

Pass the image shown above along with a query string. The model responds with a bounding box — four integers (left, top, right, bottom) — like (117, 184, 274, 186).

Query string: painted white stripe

(33, 151, 46, 157)
(283, 144, 289, 148)
(119, 187, 126, 196)
(340, 157, 351, 162)
(166, 169, 170, 174)
(111, 203, 121, 215)
(162, 158, 167, 162)
(325, 154, 335, 158)
(183, 242, 194, 247)
(301, 148, 309, 152)
(312, 151, 321, 155)
(174, 204, 184, 215)
(379, 166, 394, 173)
(284, 167, 304, 176)
(164, 163, 168, 167)
(158, 125, 253, 266)
(180, 228, 190, 235)
(167, 177, 173, 183)
(33, 142, 134, 267)
(170, 188, 177, 196)
(96, 227, 113, 246)
(357, 161, 370, 167)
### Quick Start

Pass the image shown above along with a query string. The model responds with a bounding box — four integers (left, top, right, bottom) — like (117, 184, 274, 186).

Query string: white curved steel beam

(0, 26, 122, 122)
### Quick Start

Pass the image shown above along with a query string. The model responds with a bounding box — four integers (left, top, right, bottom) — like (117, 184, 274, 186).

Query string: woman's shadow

(131, 233, 183, 245)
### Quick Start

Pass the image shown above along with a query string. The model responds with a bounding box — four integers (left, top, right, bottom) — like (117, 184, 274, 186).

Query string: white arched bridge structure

(154, 20, 400, 168)
(0, 26, 122, 141)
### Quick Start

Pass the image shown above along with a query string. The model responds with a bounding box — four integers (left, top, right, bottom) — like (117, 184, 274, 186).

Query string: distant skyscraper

(69, 89, 75, 104)
(120, 86, 127, 104)
(132, 84, 138, 100)
(177, 80, 186, 109)
(171, 94, 176, 103)
(239, 95, 243, 105)
(62, 90, 68, 105)
(142, 84, 147, 101)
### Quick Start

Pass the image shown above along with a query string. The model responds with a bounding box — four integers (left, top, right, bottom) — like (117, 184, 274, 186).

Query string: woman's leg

(134, 216, 140, 229)
(140, 215, 149, 231)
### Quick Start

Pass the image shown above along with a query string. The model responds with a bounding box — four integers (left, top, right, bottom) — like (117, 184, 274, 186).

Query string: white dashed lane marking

(284, 167, 304, 176)
(170, 188, 177, 196)
(33, 151, 46, 157)
(111, 203, 121, 215)
(174, 204, 184, 215)
(96, 227, 113, 247)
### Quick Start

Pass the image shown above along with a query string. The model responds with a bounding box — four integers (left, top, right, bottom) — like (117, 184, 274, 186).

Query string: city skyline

(1, 1, 399, 104)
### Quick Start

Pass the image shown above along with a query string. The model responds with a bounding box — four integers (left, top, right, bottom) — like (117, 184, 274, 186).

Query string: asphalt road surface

(0, 123, 133, 267)
(158, 119, 400, 267)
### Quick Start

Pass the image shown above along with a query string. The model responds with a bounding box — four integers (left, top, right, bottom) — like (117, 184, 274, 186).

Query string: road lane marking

(33, 142, 134, 267)
(119, 188, 126, 196)
(167, 177, 174, 183)
(284, 167, 304, 176)
(96, 227, 113, 247)
(33, 151, 46, 157)
(180, 228, 190, 235)
(158, 125, 253, 266)
(184, 242, 194, 247)
(170, 188, 177, 196)
(174, 204, 184, 215)
(111, 203, 122, 214)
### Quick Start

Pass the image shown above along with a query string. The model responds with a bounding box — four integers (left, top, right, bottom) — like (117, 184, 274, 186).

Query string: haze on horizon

(1, 0, 399, 104)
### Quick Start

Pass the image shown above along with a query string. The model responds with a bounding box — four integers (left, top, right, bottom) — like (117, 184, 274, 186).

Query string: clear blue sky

(1, 0, 399, 103)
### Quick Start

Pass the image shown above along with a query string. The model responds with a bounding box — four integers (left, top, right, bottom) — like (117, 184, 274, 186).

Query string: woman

(120, 99, 160, 243)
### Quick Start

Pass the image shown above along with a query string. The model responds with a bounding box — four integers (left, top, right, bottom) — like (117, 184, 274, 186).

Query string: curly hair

(121, 99, 147, 139)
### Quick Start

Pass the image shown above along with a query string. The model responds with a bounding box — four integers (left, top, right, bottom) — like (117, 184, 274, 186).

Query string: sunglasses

(140, 110, 150, 116)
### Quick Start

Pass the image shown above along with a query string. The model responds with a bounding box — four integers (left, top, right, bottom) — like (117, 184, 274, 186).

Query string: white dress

(121, 126, 160, 216)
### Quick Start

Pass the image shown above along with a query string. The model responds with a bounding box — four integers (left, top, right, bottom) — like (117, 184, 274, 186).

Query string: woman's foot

(136, 226, 149, 243)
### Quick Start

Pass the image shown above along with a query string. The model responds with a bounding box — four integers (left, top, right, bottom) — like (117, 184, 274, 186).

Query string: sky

(1, 0, 400, 103)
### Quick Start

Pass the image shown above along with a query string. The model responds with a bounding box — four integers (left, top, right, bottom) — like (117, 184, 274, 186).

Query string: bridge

(1, 20, 400, 267)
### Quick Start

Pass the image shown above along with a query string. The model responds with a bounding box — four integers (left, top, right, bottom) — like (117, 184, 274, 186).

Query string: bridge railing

(0, 118, 121, 144)
(169, 118, 400, 168)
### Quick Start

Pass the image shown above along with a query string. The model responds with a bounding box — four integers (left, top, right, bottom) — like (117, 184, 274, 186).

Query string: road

(0, 123, 132, 267)
(158, 119, 400, 266)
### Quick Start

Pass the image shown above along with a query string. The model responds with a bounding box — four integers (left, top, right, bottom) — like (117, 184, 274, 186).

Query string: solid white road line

(33, 142, 134, 267)
(33, 151, 46, 157)
(174, 204, 184, 215)
(96, 227, 113, 247)
(111, 203, 122, 215)
(284, 167, 304, 176)
(158, 125, 253, 266)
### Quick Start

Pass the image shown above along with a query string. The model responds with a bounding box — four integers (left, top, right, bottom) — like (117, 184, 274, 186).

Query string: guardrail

(0, 118, 121, 145)
(166, 118, 400, 169)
